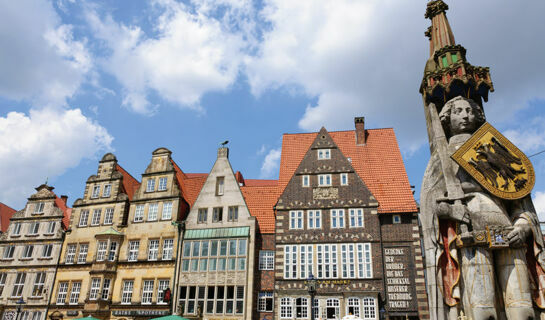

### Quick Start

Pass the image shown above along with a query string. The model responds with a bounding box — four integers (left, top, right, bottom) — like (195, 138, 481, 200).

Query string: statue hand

(506, 224, 531, 247)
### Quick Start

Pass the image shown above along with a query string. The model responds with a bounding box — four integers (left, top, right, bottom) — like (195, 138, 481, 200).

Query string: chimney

(355, 117, 366, 145)
(218, 147, 229, 159)
(61, 195, 68, 205)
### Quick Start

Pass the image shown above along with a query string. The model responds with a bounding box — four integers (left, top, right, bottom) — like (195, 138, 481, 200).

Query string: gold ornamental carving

(451, 122, 535, 200)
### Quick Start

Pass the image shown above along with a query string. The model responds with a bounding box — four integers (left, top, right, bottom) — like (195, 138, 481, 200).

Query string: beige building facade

(0, 184, 70, 320)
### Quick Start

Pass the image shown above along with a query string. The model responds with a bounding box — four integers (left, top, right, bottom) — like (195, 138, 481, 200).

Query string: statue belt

(456, 226, 517, 249)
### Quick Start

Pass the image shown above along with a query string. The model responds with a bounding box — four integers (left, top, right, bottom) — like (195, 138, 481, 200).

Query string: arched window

(295, 297, 308, 318)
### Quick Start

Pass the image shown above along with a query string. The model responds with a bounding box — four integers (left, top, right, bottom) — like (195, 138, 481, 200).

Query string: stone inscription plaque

(313, 187, 338, 200)
(384, 247, 416, 310)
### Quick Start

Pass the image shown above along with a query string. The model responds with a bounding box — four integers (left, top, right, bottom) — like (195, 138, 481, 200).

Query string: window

(128, 241, 140, 261)
(47, 221, 56, 234)
(300, 245, 313, 279)
(326, 299, 340, 319)
(362, 298, 376, 319)
(108, 242, 118, 261)
(22, 245, 34, 258)
(235, 286, 244, 314)
(134, 204, 144, 222)
(146, 178, 156, 192)
(96, 241, 107, 261)
(226, 206, 239, 222)
(290, 210, 304, 229)
(312, 298, 319, 320)
(280, 298, 293, 318)
(91, 209, 101, 226)
(0, 273, 6, 296)
(148, 203, 159, 221)
(341, 244, 356, 278)
(104, 208, 114, 225)
(318, 174, 331, 186)
(91, 185, 100, 198)
(216, 177, 225, 196)
(162, 239, 174, 260)
(69, 282, 81, 304)
(102, 184, 111, 197)
(317, 244, 338, 279)
(32, 272, 46, 296)
(20, 312, 30, 320)
(393, 214, 401, 224)
(259, 251, 274, 270)
(308, 210, 321, 229)
(79, 210, 89, 227)
(101, 278, 111, 300)
(56, 282, 68, 304)
(340, 173, 348, 185)
(349, 209, 363, 228)
(31, 312, 42, 320)
(13, 223, 22, 236)
(65, 244, 76, 264)
(317, 149, 331, 160)
(357, 243, 373, 278)
(162, 202, 173, 220)
(142, 280, 154, 304)
(331, 209, 345, 228)
(302, 175, 310, 187)
(42, 244, 53, 258)
(284, 246, 297, 279)
(3, 246, 14, 259)
(451, 53, 459, 63)
(157, 280, 169, 304)
(122, 280, 134, 304)
(442, 55, 448, 68)
(158, 177, 168, 191)
(213, 207, 223, 222)
(89, 278, 101, 300)
(198, 208, 207, 223)
(295, 297, 308, 319)
(34, 202, 45, 214)
(258, 292, 273, 312)
(347, 298, 360, 317)
(29, 222, 40, 235)
(12, 273, 26, 297)
(78, 244, 89, 263)
(148, 240, 159, 261)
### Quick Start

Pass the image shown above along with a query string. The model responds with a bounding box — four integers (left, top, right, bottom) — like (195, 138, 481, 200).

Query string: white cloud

(0, 107, 113, 208)
(260, 148, 281, 179)
(504, 117, 545, 154)
(0, 0, 91, 107)
(534, 191, 545, 222)
(87, 0, 253, 114)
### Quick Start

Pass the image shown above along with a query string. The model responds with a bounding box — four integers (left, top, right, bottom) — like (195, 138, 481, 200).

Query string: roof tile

(0, 203, 16, 233)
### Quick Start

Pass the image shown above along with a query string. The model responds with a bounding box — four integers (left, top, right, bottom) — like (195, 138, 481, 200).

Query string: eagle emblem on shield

(451, 122, 535, 200)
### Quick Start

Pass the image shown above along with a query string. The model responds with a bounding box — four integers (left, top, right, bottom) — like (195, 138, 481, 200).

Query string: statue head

(439, 96, 485, 137)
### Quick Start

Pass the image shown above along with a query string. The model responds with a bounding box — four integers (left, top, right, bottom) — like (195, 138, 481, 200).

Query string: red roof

(115, 164, 140, 200)
(244, 179, 278, 187)
(279, 128, 417, 214)
(171, 160, 207, 206)
(0, 203, 16, 233)
(54, 196, 72, 230)
(241, 185, 279, 234)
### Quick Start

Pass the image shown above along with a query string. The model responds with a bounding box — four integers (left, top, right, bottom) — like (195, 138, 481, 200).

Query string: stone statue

(420, 97, 545, 320)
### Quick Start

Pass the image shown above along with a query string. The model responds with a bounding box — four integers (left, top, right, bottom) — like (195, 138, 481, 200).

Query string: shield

(451, 122, 535, 200)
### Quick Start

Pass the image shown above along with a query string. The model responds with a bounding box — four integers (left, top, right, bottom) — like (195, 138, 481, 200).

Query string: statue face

(450, 99, 479, 135)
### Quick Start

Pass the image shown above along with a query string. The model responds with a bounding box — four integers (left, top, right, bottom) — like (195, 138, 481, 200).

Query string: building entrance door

(326, 298, 339, 319)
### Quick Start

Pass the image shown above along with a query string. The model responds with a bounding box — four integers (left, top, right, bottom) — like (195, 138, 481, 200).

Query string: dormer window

(33, 202, 45, 214)
(146, 178, 156, 192)
(318, 174, 332, 186)
(216, 177, 225, 196)
(317, 149, 331, 160)
(102, 184, 111, 197)
(302, 175, 310, 187)
(158, 177, 168, 191)
(91, 185, 100, 198)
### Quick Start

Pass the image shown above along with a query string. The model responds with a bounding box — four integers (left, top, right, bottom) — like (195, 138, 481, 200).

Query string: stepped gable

(279, 128, 417, 213)
(241, 185, 278, 234)
(0, 202, 16, 233)
(28, 184, 72, 230)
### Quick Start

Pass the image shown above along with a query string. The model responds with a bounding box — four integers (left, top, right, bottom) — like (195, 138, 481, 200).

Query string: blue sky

(1, 0, 544, 218)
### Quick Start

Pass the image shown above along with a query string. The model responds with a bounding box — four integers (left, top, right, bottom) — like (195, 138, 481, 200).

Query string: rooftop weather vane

(220, 140, 229, 147)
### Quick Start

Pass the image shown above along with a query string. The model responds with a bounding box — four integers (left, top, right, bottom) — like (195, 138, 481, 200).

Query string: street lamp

(307, 274, 317, 320)
(15, 298, 26, 320)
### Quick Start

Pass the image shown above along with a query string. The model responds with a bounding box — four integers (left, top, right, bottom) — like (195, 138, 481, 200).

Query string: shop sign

(112, 310, 169, 317)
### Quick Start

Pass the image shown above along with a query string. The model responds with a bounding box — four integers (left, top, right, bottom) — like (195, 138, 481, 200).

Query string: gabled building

(174, 147, 257, 320)
(0, 184, 70, 320)
(48, 153, 139, 320)
(274, 119, 428, 320)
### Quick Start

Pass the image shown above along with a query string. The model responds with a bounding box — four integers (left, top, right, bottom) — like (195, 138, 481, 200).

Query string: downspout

(171, 220, 185, 315)
(45, 229, 66, 320)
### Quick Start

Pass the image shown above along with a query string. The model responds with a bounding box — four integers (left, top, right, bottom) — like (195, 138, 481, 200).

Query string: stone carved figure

(420, 96, 545, 320)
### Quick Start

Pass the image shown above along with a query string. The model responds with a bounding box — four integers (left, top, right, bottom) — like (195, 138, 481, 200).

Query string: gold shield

(451, 122, 535, 200)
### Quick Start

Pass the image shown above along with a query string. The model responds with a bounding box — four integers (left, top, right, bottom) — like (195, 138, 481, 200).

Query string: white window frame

(349, 208, 364, 228)
(142, 280, 154, 304)
(299, 245, 313, 279)
(96, 241, 107, 261)
(148, 203, 158, 221)
(228, 206, 238, 221)
(258, 292, 274, 312)
(79, 210, 89, 227)
(393, 214, 401, 224)
(340, 173, 348, 186)
(56, 282, 68, 305)
(146, 178, 156, 192)
(295, 297, 308, 319)
(134, 204, 145, 222)
(47, 221, 56, 234)
(89, 278, 101, 300)
(3, 246, 14, 259)
(148, 240, 159, 261)
(317, 149, 331, 160)
(290, 210, 304, 230)
(32, 272, 46, 297)
(318, 174, 332, 186)
(302, 175, 310, 187)
(91, 185, 100, 198)
(104, 208, 114, 225)
(34, 202, 45, 214)
(216, 177, 225, 196)
(280, 297, 293, 319)
(128, 240, 140, 262)
(101, 278, 111, 300)
(121, 280, 134, 304)
(162, 239, 174, 260)
(108, 242, 118, 262)
(42, 244, 53, 258)
(102, 184, 111, 197)
(65, 244, 76, 264)
(69, 281, 81, 305)
(158, 177, 168, 191)
(284, 246, 297, 279)
(12, 273, 26, 297)
(91, 209, 101, 226)
(341, 244, 356, 278)
(161, 202, 173, 220)
(0, 273, 6, 296)
(197, 208, 207, 223)
(157, 279, 169, 304)
(362, 297, 376, 320)
(308, 210, 321, 229)
(22, 245, 34, 259)
(29, 222, 40, 235)
(12, 223, 22, 236)
(331, 209, 345, 228)
(357, 243, 373, 278)
(259, 251, 274, 270)
(78, 244, 89, 263)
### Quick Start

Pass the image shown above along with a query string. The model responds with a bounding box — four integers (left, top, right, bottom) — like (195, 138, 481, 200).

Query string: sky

(1, 0, 544, 219)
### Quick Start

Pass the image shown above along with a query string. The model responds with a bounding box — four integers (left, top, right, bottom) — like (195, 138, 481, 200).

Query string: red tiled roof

(171, 160, 207, 206)
(0, 203, 16, 233)
(279, 128, 417, 214)
(115, 164, 140, 200)
(241, 185, 279, 234)
(54, 196, 72, 230)
(244, 179, 278, 187)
